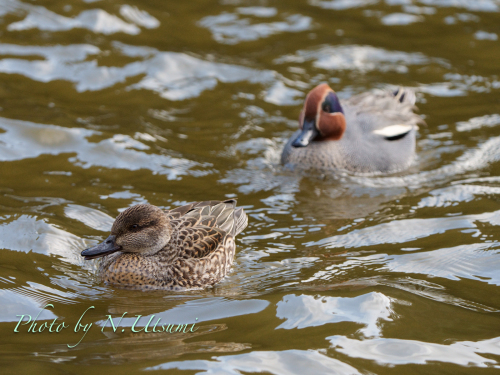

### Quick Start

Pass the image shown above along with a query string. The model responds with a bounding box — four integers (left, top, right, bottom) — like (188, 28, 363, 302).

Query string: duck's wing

(344, 87, 424, 137)
(167, 200, 247, 236)
(172, 224, 225, 259)
(168, 200, 248, 259)
(372, 124, 415, 141)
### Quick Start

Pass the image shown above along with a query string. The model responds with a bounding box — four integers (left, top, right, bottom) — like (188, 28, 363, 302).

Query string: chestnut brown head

(292, 83, 346, 147)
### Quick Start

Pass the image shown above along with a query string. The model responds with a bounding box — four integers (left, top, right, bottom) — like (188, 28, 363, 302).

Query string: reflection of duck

(81, 200, 247, 290)
(282, 83, 424, 174)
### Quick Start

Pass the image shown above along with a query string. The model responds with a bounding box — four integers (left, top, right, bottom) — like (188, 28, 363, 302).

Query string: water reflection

(310, 0, 378, 10)
(0, 117, 204, 179)
(307, 209, 500, 249)
(381, 243, 500, 285)
(0, 288, 58, 322)
(0, 42, 279, 99)
(329, 335, 500, 367)
(97, 298, 269, 326)
(416, 184, 500, 208)
(381, 12, 423, 25)
(418, 0, 499, 12)
(64, 205, 114, 232)
(199, 8, 311, 44)
(0, 215, 86, 262)
(276, 292, 395, 337)
(275, 44, 433, 74)
(149, 349, 362, 375)
(9, 7, 141, 35)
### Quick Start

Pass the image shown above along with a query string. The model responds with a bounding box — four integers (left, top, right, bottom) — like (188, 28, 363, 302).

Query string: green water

(1, 0, 500, 374)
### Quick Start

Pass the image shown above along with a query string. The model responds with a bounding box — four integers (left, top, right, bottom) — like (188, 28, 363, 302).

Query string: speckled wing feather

(163, 200, 246, 289)
(167, 199, 246, 233)
(171, 224, 225, 259)
(169, 233, 236, 289)
(166, 199, 247, 259)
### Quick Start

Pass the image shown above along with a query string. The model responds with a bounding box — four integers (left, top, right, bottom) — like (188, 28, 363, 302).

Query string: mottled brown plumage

(81, 200, 248, 290)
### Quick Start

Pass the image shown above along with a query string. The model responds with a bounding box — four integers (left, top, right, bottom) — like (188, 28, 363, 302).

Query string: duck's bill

(81, 235, 122, 260)
(291, 120, 319, 148)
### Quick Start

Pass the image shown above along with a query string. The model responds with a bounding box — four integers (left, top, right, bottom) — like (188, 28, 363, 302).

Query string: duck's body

(81, 200, 247, 290)
(281, 84, 423, 174)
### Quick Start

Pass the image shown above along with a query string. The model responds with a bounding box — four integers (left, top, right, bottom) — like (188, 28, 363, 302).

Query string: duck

(81, 200, 248, 290)
(281, 83, 424, 174)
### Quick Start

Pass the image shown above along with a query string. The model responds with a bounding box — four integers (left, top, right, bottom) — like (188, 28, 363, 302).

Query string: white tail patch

(373, 124, 415, 139)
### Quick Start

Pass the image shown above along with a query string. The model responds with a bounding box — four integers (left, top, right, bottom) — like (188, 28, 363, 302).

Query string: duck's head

(292, 83, 346, 148)
(81, 204, 172, 260)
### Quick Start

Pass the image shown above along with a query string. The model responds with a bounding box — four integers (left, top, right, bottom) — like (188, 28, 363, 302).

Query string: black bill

(291, 119, 319, 147)
(81, 235, 122, 260)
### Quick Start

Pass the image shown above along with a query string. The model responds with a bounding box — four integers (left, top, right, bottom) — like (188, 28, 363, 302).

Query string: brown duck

(81, 200, 248, 290)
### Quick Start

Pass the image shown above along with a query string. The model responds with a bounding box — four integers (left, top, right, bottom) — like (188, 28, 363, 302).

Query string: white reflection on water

(64, 205, 114, 232)
(416, 184, 500, 208)
(0, 42, 279, 100)
(119, 5, 160, 29)
(475, 30, 499, 40)
(381, 13, 423, 25)
(100, 190, 150, 208)
(276, 292, 395, 337)
(0, 215, 86, 263)
(275, 44, 431, 74)
(148, 349, 361, 374)
(0, 288, 61, 322)
(419, 0, 499, 12)
(456, 113, 500, 132)
(97, 298, 269, 326)
(435, 73, 500, 95)
(382, 243, 500, 285)
(310, 0, 378, 10)
(402, 5, 436, 14)
(307, 209, 500, 249)
(237, 7, 278, 17)
(0, 117, 204, 179)
(304, 242, 500, 288)
(328, 335, 500, 367)
(264, 81, 303, 106)
(0, 272, 105, 322)
(3, 0, 147, 35)
(198, 9, 311, 44)
(0, 289, 57, 322)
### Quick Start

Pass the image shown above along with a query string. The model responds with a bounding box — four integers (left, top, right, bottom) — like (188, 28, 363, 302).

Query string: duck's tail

(393, 87, 416, 106)
(232, 207, 248, 236)
(217, 199, 247, 237)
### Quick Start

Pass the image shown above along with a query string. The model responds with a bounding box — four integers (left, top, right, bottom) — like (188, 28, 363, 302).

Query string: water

(1, 0, 500, 373)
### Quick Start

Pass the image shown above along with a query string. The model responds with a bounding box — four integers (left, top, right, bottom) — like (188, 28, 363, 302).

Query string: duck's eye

(322, 92, 343, 114)
(131, 224, 139, 229)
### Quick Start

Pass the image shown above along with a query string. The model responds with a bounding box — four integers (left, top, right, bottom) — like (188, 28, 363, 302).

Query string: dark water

(1, 0, 500, 373)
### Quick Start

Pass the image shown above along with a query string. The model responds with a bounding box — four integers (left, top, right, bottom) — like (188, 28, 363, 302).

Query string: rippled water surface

(1, 0, 500, 374)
